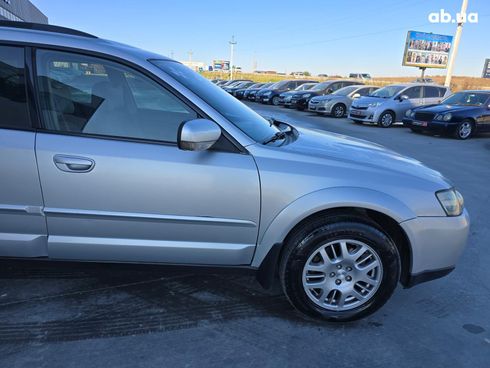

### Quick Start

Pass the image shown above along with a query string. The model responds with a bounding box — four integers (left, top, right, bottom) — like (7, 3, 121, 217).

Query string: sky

(31, 0, 490, 77)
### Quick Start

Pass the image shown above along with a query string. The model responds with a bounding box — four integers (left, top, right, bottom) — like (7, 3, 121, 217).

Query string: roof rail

(0, 20, 97, 39)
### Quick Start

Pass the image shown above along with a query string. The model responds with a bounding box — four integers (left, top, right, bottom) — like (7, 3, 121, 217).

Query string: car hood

(311, 95, 344, 102)
(279, 127, 448, 186)
(291, 90, 320, 97)
(352, 96, 387, 108)
(415, 104, 480, 114)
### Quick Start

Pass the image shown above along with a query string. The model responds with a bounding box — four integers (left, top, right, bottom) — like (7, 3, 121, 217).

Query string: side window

(35, 50, 198, 143)
(438, 87, 447, 97)
(357, 88, 371, 96)
(330, 83, 342, 91)
(424, 86, 443, 98)
(403, 86, 422, 99)
(0, 46, 30, 129)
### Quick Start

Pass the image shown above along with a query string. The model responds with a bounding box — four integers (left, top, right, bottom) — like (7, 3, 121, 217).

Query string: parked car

(224, 81, 256, 95)
(0, 21, 469, 322)
(349, 73, 372, 80)
(413, 78, 435, 84)
(349, 83, 450, 127)
(235, 83, 264, 100)
(216, 80, 230, 87)
(220, 79, 252, 88)
(255, 82, 279, 102)
(403, 90, 490, 139)
(258, 79, 317, 105)
(279, 82, 318, 106)
(245, 82, 274, 101)
(289, 80, 361, 110)
(308, 85, 379, 117)
(210, 79, 226, 84)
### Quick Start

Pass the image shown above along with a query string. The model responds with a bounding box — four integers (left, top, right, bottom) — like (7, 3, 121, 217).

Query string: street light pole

(445, 0, 469, 87)
(229, 35, 237, 80)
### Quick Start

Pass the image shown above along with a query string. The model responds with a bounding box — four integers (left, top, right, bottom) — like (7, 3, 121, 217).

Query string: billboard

(483, 59, 490, 79)
(402, 31, 453, 69)
(212, 60, 230, 71)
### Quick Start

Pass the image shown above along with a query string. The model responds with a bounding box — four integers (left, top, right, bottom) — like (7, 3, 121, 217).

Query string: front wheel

(272, 96, 280, 106)
(279, 216, 400, 322)
(378, 111, 395, 128)
(454, 120, 473, 140)
(332, 103, 346, 118)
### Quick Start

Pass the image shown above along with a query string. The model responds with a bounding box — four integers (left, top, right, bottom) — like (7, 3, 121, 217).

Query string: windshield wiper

(263, 131, 287, 145)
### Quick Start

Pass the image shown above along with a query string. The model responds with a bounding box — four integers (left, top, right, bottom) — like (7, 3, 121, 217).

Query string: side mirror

(398, 94, 409, 101)
(178, 119, 221, 151)
(352, 93, 361, 99)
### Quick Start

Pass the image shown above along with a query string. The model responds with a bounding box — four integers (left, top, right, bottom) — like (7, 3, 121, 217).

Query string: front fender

(252, 186, 416, 267)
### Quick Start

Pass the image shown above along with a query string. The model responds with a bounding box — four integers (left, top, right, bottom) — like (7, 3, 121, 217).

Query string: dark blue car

(403, 90, 490, 139)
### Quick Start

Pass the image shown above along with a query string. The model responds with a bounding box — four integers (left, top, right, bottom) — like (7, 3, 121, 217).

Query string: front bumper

(403, 118, 457, 134)
(308, 102, 333, 114)
(348, 107, 381, 123)
(401, 209, 470, 286)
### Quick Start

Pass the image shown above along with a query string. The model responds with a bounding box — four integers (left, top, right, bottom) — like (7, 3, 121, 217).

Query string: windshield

(295, 83, 316, 91)
(370, 85, 404, 98)
(151, 60, 279, 142)
(271, 80, 289, 89)
(332, 86, 358, 96)
(248, 83, 263, 89)
(442, 92, 490, 106)
(311, 81, 331, 91)
(361, 74, 371, 78)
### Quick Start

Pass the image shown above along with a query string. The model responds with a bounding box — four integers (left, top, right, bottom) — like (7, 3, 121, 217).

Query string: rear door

(33, 49, 260, 265)
(0, 45, 47, 257)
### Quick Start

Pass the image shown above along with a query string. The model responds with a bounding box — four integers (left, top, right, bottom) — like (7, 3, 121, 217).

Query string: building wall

(0, 0, 48, 24)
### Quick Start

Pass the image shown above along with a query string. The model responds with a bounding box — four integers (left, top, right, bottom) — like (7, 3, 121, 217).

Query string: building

(0, 0, 48, 24)
(181, 60, 207, 72)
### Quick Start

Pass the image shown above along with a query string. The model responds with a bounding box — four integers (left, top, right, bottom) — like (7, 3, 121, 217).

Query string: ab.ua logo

(428, 9, 478, 23)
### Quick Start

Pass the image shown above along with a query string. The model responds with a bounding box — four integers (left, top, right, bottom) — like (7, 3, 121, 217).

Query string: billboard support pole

(444, 0, 469, 87)
(420, 67, 426, 79)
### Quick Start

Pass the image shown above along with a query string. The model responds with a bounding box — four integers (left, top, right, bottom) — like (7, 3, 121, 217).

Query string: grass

(201, 71, 490, 92)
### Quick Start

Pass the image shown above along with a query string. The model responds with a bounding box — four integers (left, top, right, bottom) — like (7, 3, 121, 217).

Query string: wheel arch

(254, 187, 415, 288)
(379, 109, 397, 123)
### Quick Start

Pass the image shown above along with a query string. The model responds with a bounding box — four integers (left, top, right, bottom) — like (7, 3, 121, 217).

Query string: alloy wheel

(458, 122, 472, 139)
(302, 239, 383, 311)
(333, 105, 345, 118)
(380, 113, 393, 127)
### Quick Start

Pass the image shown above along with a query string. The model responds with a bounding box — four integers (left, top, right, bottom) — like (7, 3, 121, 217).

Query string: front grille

(310, 100, 320, 105)
(414, 112, 436, 121)
(352, 105, 368, 110)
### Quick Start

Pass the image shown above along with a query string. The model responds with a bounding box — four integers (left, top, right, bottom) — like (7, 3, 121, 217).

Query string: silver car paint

(0, 27, 469, 278)
(308, 86, 377, 114)
(349, 83, 450, 123)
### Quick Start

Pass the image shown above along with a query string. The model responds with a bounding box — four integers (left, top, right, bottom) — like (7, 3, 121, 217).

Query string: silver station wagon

(0, 21, 469, 321)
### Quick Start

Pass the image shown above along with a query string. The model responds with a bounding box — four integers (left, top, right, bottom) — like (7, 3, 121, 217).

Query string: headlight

(368, 102, 382, 107)
(302, 93, 311, 98)
(405, 109, 412, 117)
(435, 114, 443, 121)
(443, 113, 452, 121)
(436, 189, 464, 216)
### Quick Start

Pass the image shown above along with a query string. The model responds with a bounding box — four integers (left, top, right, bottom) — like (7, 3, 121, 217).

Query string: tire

(378, 111, 395, 128)
(454, 120, 473, 140)
(272, 96, 280, 106)
(279, 215, 400, 322)
(332, 103, 346, 118)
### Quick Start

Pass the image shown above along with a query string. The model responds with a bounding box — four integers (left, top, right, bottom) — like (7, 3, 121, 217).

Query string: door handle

(53, 155, 95, 173)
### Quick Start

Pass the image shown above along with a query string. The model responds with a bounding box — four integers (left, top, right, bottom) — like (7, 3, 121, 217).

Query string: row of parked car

(212, 78, 490, 140)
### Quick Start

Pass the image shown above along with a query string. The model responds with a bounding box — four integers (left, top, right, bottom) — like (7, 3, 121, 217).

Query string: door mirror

(352, 93, 361, 99)
(398, 94, 409, 101)
(178, 119, 221, 151)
